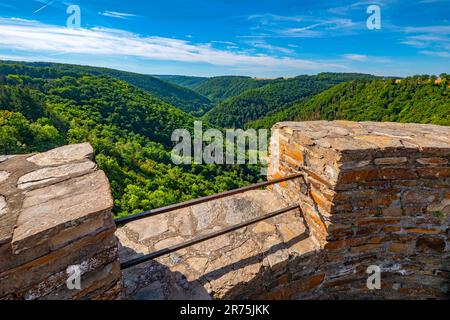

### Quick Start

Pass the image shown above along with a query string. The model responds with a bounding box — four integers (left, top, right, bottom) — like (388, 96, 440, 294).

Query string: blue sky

(0, 0, 448, 77)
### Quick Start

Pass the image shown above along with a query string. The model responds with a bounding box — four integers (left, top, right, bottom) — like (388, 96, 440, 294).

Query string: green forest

(203, 73, 379, 128)
(247, 76, 450, 129)
(0, 61, 213, 116)
(0, 60, 449, 218)
(191, 76, 273, 104)
(0, 62, 260, 218)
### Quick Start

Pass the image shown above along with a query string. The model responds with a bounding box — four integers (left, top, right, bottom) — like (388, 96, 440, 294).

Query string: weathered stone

(0, 195, 6, 212)
(185, 257, 209, 272)
(325, 165, 338, 180)
(26, 142, 93, 166)
(338, 168, 379, 183)
(416, 157, 448, 166)
(417, 167, 450, 178)
(223, 196, 261, 225)
(327, 136, 378, 152)
(17, 160, 96, 189)
(340, 160, 371, 170)
(0, 155, 15, 163)
(355, 135, 403, 149)
(389, 242, 410, 254)
(374, 157, 408, 165)
(266, 121, 449, 300)
(115, 227, 149, 261)
(266, 249, 289, 270)
(191, 231, 232, 252)
(154, 236, 185, 251)
(310, 188, 333, 212)
(427, 199, 450, 214)
(379, 168, 418, 180)
(191, 201, 221, 230)
(253, 221, 276, 234)
(406, 228, 442, 234)
(12, 171, 113, 255)
(402, 190, 439, 205)
(416, 236, 446, 253)
(0, 171, 10, 184)
(0, 143, 121, 300)
(171, 209, 194, 236)
(126, 215, 169, 242)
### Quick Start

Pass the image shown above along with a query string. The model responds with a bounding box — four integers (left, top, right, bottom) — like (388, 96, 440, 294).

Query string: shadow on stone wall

(119, 229, 315, 300)
(120, 220, 449, 300)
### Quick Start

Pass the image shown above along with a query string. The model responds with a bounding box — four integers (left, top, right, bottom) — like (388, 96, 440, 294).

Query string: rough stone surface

(0, 196, 6, 216)
(0, 155, 15, 163)
(0, 171, 10, 183)
(266, 120, 449, 300)
(118, 190, 314, 300)
(26, 143, 93, 166)
(0, 143, 122, 300)
(17, 161, 96, 190)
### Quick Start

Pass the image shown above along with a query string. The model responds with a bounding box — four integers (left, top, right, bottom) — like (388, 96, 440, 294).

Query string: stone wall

(0, 143, 122, 299)
(266, 121, 449, 299)
(117, 190, 317, 299)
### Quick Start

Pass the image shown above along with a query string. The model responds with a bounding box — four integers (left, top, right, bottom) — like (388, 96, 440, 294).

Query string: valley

(0, 60, 448, 218)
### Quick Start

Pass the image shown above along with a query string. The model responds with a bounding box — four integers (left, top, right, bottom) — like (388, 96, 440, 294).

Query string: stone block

(0, 143, 121, 300)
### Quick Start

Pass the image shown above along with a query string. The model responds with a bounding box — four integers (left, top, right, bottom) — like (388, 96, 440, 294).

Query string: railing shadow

(118, 225, 314, 300)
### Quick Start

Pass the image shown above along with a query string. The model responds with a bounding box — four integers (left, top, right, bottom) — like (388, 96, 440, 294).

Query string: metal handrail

(120, 204, 300, 270)
(114, 173, 302, 224)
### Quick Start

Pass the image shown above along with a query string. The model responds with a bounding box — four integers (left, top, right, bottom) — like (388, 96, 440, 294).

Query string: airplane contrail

(33, 0, 56, 14)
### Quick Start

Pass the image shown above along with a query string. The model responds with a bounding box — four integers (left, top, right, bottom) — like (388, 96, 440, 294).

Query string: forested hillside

(0, 63, 259, 217)
(0, 61, 213, 116)
(153, 75, 209, 89)
(204, 73, 378, 128)
(192, 76, 273, 103)
(1, 61, 448, 217)
(247, 76, 450, 129)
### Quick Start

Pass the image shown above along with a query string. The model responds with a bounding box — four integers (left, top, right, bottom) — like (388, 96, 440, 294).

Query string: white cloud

(0, 18, 343, 71)
(401, 25, 450, 58)
(99, 11, 137, 19)
(247, 13, 359, 39)
(245, 40, 295, 54)
(342, 53, 391, 64)
(248, 14, 304, 23)
(404, 25, 450, 34)
(342, 54, 368, 61)
(420, 50, 450, 58)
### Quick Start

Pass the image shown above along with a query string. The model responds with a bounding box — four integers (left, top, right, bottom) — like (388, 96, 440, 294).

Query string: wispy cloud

(401, 25, 450, 58)
(420, 50, 450, 58)
(248, 14, 304, 23)
(327, 1, 387, 16)
(245, 40, 295, 54)
(0, 18, 344, 72)
(99, 11, 137, 19)
(342, 53, 369, 61)
(246, 13, 360, 39)
(0, 3, 15, 9)
(404, 25, 450, 34)
(342, 53, 391, 63)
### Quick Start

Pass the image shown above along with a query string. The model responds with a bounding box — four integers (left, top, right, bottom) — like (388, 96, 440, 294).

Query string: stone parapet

(117, 190, 317, 299)
(267, 121, 449, 299)
(0, 143, 122, 300)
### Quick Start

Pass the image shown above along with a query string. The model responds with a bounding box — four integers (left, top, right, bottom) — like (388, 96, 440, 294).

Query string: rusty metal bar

(120, 204, 300, 270)
(114, 173, 302, 225)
